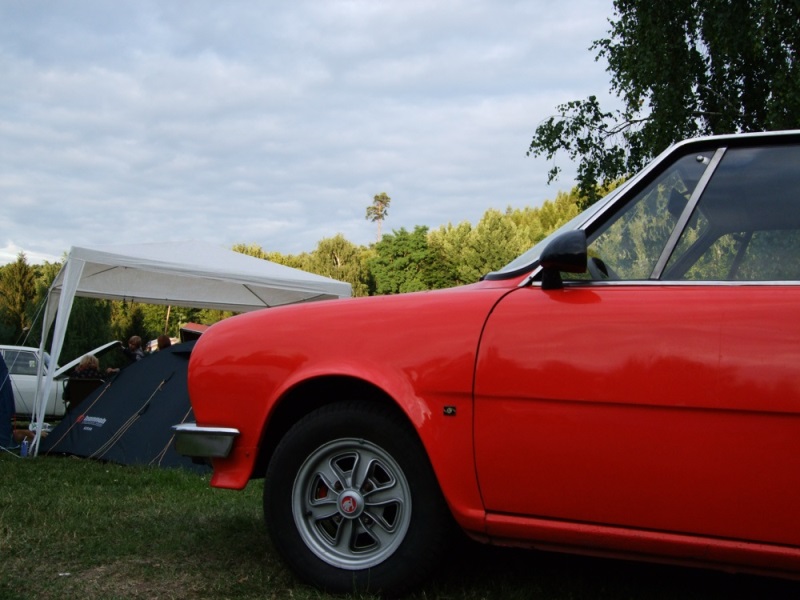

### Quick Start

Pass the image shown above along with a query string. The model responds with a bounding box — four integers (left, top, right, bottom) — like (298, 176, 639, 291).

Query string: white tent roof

(50, 241, 352, 310)
(31, 241, 352, 453)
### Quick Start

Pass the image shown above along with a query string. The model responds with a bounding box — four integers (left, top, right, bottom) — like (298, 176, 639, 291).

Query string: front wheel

(264, 401, 452, 594)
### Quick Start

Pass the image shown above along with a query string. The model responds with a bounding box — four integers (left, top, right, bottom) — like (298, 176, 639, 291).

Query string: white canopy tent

(31, 241, 352, 454)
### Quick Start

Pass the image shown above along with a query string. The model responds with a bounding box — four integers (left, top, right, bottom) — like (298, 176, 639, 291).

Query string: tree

(365, 193, 392, 240)
(138, 304, 193, 339)
(0, 252, 36, 340)
(369, 226, 443, 294)
(60, 298, 113, 363)
(110, 301, 146, 346)
(427, 221, 474, 288)
(231, 243, 271, 260)
(233, 242, 309, 269)
(506, 187, 586, 242)
(303, 235, 372, 297)
(528, 0, 800, 205)
(458, 210, 532, 284)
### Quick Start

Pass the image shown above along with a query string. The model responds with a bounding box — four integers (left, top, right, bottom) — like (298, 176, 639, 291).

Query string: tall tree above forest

(365, 193, 392, 241)
(528, 0, 800, 205)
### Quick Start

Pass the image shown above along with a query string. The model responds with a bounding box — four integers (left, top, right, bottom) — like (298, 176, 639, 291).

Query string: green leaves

(529, 96, 627, 206)
(369, 226, 438, 294)
(365, 192, 392, 241)
(529, 0, 800, 204)
(0, 252, 36, 339)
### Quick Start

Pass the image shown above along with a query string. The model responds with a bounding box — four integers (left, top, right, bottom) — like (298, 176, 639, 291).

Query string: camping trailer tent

(31, 241, 352, 454)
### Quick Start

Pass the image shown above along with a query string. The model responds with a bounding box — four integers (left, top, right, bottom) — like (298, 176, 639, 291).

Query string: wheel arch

(253, 375, 417, 481)
(251, 374, 486, 538)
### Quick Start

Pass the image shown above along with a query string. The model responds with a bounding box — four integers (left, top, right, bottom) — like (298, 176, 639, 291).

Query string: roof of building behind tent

(179, 323, 209, 343)
(50, 241, 352, 311)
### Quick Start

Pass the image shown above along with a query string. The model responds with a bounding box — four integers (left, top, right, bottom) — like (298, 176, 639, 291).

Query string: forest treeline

(0, 187, 588, 364)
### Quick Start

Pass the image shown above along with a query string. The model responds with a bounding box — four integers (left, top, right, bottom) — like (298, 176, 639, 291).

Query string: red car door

(474, 281, 800, 546)
(474, 283, 724, 536)
(713, 285, 800, 545)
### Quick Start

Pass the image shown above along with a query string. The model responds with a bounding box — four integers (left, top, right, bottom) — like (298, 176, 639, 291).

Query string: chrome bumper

(172, 423, 240, 458)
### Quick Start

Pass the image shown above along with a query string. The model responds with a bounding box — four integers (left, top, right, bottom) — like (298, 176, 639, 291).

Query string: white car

(1, 341, 121, 419)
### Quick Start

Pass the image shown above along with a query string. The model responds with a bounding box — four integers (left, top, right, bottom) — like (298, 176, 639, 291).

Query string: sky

(0, 0, 618, 266)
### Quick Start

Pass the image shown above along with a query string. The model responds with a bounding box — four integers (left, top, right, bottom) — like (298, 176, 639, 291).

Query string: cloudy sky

(1, 0, 618, 266)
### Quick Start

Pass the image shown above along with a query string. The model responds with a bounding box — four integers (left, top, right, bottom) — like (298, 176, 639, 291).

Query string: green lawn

(1, 452, 797, 599)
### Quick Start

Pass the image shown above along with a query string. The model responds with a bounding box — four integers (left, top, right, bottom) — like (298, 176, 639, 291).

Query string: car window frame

(649, 147, 727, 280)
(559, 140, 800, 287)
(660, 144, 800, 283)
(494, 131, 800, 288)
(4, 349, 40, 376)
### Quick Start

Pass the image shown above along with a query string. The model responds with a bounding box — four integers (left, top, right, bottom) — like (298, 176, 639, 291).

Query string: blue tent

(40, 341, 209, 472)
(0, 353, 15, 449)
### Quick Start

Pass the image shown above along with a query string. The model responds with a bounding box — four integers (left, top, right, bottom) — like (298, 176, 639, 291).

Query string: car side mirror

(539, 230, 587, 290)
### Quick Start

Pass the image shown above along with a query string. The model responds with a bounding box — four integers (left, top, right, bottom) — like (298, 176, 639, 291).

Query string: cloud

(0, 0, 617, 266)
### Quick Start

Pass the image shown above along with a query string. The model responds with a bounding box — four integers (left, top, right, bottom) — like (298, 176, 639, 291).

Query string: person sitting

(106, 335, 145, 375)
(73, 354, 105, 379)
(63, 354, 106, 409)
(122, 336, 145, 363)
(156, 335, 172, 351)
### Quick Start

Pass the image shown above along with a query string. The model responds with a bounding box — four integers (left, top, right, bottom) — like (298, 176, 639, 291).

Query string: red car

(175, 130, 800, 593)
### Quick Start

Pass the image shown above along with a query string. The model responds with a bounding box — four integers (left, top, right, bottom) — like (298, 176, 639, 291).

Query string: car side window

(664, 145, 800, 281)
(678, 230, 800, 281)
(568, 152, 714, 281)
(5, 350, 39, 376)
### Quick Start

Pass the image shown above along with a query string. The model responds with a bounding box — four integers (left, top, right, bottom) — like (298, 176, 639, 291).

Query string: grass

(1, 452, 799, 600)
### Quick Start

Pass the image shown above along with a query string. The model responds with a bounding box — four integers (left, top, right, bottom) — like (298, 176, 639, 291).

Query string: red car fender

(188, 281, 516, 532)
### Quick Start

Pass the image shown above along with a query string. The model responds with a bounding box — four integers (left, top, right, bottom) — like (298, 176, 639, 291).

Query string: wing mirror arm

(539, 230, 588, 290)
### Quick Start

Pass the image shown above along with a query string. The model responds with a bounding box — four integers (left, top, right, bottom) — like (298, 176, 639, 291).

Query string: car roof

(1, 341, 123, 379)
(54, 340, 123, 378)
(0, 345, 43, 352)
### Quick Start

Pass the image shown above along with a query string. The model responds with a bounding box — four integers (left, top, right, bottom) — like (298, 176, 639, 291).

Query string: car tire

(264, 400, 452, 594)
